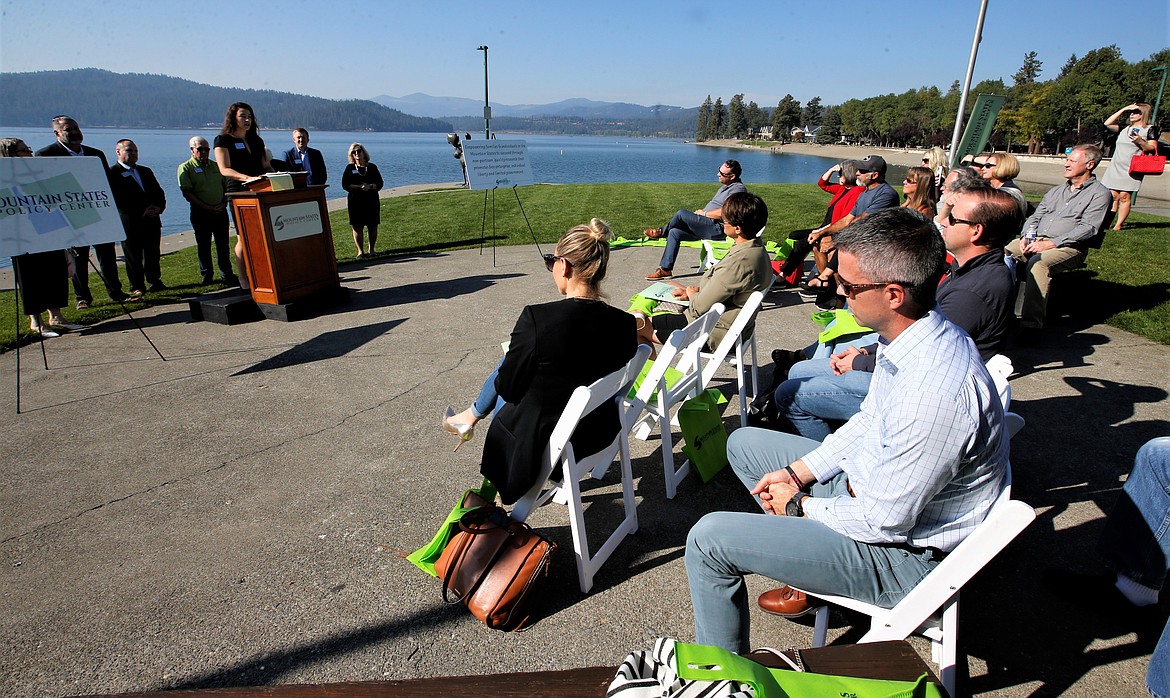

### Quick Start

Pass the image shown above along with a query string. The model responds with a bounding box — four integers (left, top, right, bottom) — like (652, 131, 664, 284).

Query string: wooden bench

(77, 640, 942, 698)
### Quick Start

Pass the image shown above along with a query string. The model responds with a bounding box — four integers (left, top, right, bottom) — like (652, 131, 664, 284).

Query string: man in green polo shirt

(178, 136, 238, 285)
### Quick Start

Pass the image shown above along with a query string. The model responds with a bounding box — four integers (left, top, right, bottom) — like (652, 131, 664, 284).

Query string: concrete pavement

(1, 239, 1167, 697)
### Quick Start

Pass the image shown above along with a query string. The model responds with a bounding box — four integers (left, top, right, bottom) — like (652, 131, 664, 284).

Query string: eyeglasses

(838, 279, 910, 298)
(193, 147, 210, 152)
(946, 212, 977, 227)
(921, 158, 930, 164)
(977, 161, 996, 169)
(717, 170, 733, 177)
(903, 177, 916, 184)
(542, 254, 570, 272)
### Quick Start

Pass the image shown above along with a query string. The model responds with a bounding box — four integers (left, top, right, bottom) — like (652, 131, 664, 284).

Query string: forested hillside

(0, 69, 454, 132)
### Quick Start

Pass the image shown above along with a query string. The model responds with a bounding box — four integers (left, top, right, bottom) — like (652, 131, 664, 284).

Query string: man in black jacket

(282, 128, 328, 186)
(109, 139, 167, 297)
(35, 116, 126, 308)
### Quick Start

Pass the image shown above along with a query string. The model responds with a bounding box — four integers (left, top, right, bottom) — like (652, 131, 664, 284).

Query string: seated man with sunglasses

(686, 207, 1010, 643)
(643, 160, 747, 281)
(769, 184, 1019, 441)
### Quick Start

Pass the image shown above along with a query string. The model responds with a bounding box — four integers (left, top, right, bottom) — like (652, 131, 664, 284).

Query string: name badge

(234, 142, 245, 149)
(194, 168, 203, 173)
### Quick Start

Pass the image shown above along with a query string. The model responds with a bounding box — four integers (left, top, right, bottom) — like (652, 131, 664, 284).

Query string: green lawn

(2, 183, 1168, 349)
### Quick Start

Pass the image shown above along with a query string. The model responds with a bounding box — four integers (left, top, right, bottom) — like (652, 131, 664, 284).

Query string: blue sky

(1, 0, 1166, 109)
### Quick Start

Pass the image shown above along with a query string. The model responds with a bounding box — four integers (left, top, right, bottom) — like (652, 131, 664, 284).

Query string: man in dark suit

(35, 115, 127, 308)
(282, 128, 327, 186)
(109, 139, 167, 297)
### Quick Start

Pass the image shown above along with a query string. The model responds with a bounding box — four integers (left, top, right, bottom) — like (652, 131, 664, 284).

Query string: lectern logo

(268, 202, 324, 242)
(273, 212, 319, 232)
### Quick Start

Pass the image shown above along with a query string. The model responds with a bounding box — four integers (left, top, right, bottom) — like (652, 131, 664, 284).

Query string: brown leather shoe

(644, 228, 665, 239)
(758, 586, 820, 618)
(645, 267, 673, 280)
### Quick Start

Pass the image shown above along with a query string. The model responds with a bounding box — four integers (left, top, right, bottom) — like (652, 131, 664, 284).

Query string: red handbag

(1130, 153, 1166, 176)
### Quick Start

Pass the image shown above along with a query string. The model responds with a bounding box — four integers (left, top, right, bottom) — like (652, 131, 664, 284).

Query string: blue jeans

(1098, 437, 1170, 697)
(805, 330, 879, 360)
(657, 209, 724, 270)
(471, 360, 506, 419)
(685, 427, 937, 653)
(774, 358, 872, 442)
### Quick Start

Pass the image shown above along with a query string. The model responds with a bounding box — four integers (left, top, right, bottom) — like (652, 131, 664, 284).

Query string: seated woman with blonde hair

(442, 218, 638, 504)
(976, 152, 1027, 218)
(633, 191, 773, 352)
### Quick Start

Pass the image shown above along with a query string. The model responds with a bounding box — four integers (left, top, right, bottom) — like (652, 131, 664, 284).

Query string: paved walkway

(1, 238, 1166, 696)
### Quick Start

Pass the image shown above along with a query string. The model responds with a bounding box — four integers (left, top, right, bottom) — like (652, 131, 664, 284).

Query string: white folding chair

(696, 288, 769, 428)
(700, 227, 766, 269)
(509, 344, 651, 594)
(986, 353, 1025, 438)
(801, 483, 1035, 698)
(629, 306, 724, 499)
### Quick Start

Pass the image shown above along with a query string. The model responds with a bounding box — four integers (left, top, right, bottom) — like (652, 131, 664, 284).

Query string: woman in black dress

(1, 138, 83, 337)
(342, 143, 383, 258)
(441, 219, 639, 503)
(213, 102, 270, 289)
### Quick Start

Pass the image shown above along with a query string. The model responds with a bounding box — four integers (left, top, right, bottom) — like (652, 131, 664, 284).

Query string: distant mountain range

(0, 69, 454, 133)
(370, 93, 694, 120)
(0, 69, 697, 138)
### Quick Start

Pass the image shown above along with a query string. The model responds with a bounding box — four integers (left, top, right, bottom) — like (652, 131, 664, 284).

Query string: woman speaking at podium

(214, 102, 271, 290)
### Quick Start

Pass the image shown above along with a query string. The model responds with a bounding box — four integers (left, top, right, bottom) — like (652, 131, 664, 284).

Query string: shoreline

(696, 139, 1170, 204)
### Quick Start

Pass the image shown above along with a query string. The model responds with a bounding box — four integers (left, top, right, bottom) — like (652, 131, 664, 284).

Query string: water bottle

(1023, 220, 1039, 245)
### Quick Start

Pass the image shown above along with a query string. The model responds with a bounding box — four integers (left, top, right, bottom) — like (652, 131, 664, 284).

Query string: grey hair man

(1005, 143, 1111, 329)
(687, 208, 1008, 651)
(177, 136, 237, 285)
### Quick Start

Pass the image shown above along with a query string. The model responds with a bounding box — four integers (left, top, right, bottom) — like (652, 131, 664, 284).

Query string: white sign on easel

(0, 157, 125, 257)
(461, 140, 535, 190)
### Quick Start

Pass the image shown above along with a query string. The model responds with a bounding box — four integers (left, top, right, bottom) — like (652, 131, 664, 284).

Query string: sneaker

(814, 292, 839, 311)
(76, 300, 89, 310)
(645, 267, 673, 280)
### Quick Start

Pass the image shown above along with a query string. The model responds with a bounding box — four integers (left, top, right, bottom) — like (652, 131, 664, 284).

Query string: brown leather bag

(435, 506, 556, 630)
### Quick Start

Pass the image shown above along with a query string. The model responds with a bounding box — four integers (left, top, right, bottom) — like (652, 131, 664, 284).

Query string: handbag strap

(438, 507, 524, 605)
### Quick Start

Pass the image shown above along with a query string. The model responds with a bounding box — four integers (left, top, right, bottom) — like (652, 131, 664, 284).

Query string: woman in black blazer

(443, 219, 638, 504)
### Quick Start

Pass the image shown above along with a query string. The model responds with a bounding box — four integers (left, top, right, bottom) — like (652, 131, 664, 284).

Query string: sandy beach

(698, 139, 1170, 205)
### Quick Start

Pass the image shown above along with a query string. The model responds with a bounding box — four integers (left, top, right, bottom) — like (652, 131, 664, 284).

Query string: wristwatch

(785, 492, 809, 518)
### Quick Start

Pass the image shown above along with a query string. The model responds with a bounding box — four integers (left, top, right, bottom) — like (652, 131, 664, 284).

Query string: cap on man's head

(856, 155, 887, 176)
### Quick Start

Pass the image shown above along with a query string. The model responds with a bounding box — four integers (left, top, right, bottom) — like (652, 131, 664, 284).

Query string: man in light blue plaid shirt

(686, 208, 1010, 653)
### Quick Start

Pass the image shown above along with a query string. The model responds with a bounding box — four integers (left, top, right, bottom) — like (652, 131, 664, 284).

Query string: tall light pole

(477, 45, 491, 140)
(1152, 65, 1167, 127)
(948, 0, 989, 166)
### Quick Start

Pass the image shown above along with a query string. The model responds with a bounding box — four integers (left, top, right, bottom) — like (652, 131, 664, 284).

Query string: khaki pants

(1006, 238, 1086, 328)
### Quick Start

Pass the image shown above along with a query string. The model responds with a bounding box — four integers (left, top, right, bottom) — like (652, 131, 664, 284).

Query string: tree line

(2, 69, 455, 133)
(696, 46, 1170, 154)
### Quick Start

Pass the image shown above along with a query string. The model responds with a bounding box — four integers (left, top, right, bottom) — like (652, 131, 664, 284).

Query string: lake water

(1, 127, 847, 246)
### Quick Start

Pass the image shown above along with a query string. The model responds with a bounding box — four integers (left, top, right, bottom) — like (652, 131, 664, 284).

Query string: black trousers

(191, 208, 233, 279)
(70, 243, 122, 303)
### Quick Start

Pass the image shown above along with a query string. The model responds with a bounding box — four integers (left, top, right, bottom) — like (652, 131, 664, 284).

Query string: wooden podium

(223, 173, 345, 321)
